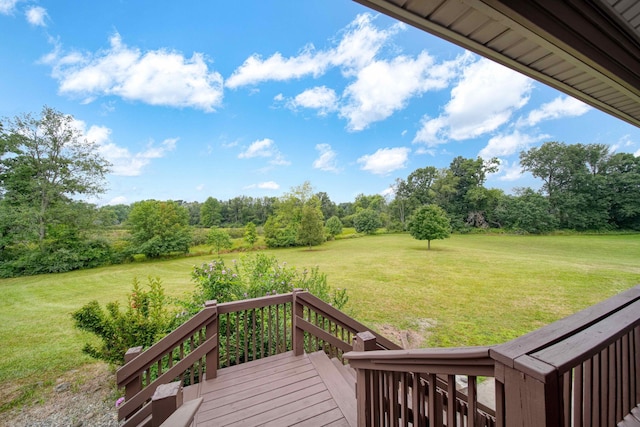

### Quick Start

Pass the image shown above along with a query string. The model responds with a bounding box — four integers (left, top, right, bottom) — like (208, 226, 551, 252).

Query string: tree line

(1, 107, 639, 277)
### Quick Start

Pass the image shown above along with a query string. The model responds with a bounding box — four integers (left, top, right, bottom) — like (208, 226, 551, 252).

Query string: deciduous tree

(297, 197, 325, 249)
(0, 106, 110, 248)
(128, 200, 191, 258)
(408, 204, 451, 250)
(208, 227, 233, 255)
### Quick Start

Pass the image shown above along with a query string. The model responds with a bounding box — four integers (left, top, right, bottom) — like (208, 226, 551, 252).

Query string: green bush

(72, 277, 180, 364)
(188, 253, 348, 311)
(0, 238, 116, 278)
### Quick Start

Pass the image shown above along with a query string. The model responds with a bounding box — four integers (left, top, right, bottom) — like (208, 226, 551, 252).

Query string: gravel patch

(2, 363, 120, 427)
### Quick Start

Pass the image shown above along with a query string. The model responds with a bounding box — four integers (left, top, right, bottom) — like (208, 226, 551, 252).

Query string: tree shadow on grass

(407, 245, 449, 252)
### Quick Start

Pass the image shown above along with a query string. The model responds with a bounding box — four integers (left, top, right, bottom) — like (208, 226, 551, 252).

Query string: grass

(1, 233, 638, 411)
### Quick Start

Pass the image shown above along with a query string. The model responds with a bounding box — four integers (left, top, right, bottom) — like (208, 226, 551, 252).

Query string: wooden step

(330, 358, 356, 393)
(308, 351, 357, 427)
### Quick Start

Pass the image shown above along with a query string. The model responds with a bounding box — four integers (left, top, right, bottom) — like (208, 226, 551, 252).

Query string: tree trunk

(428, 240, 431, 250)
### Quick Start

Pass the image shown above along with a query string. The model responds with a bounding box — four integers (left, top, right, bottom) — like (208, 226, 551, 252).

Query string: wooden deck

(184, 350, 357, 427)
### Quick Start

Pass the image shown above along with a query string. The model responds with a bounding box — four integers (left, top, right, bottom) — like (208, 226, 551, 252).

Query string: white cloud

(25, 6, 47, 26)
(313, 143, 339, 172)
(341, 52, 469, 131)
(414, 58, 533, 145)
(479, 130, 549, 159)
(635, 149, 640, 157)
(74, 119, 178, 176)
(100, 138, 178, 176)
(227, 13, 400, 88)
(238, 138, 274, 159)
(520, 96, 590, 126)
(0, 0, 19, 14)
(229, 13, 468, 131)
(42, 33, 224, 111)
(106, 196, 128, 205)
(496, 160, 524, 182)
(289, 86, 338, 116)
(357, 147, 410, 175)
(245, 181, 280, 190)
(238, 138, 290, 166)
(380, 187, 395, 198)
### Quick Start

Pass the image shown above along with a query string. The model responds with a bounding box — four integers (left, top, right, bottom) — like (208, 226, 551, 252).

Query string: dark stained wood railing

(217, 293, 293, 367)
(293, 290, 401, 360)
(345, 333, 497, 427)
(115, 285, 640, 427)
(116, 290, 397, 426)
(491, 284, 640, 426)
(116, 301, 218, 426)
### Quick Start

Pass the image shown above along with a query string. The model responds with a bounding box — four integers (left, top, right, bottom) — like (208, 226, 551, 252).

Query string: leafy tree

(0, 106, 110, 248)
(325, 216, 343, 239)
(315, 191, 337, 219)
(353, 208, 382, 234)
(520, 142, 612, 230)
(264, 182, 312, 248)
(200, 197, 222, 227)
(244, 222, 258, 247)
(605, 153, 640, 230)
(207, 228, 233, 255)
(446, 156, 499, 229)
(495, 188, 557, 234)
(408, 204, 451, 250)
(128, 200, 192, 258)
(297, 197, 325, 249)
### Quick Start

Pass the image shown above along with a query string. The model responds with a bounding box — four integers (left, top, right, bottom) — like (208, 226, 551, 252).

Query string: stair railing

(345, 333, 497, 427)
(116, 289, 397, 426)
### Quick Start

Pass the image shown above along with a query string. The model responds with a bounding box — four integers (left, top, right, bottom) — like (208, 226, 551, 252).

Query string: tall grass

(0, 233, 638, 411)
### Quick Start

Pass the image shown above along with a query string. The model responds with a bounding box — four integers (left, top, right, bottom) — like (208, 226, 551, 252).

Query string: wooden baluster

(354, 331, 377, 427)
(225, 312, 230, 367)
(292, 289, 304, 356)
(252, 309, 257, 361)
(235, 312, 240, 364)
(447, 375, 456, 426)
(244, 309, 248, 363)
(468, 375, 478, 427)
(205, 300, 217, 380)
(268, 305, 273, 355)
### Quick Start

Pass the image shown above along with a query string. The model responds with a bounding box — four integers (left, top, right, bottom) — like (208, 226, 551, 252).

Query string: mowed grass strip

(0, 233, 638, 410)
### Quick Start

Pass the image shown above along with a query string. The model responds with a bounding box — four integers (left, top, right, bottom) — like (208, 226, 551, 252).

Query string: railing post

(354, 331, 377, 427)
(354, 331, 377, 351)
(292, 289, 304, 356)
(151, 381, 183, 427)
(124, 346, 143, 401)
(205, 300, 218, 380)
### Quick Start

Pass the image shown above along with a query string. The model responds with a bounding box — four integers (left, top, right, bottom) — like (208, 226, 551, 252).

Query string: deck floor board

(191, 351, 355, 427)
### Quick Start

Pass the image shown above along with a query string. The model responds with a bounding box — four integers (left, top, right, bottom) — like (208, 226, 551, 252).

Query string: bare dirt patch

(377, 318, 436, 349)
(1, 362, 119, 427)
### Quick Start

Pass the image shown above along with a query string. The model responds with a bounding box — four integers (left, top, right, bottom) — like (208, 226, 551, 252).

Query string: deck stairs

(182, 350, 357, 427)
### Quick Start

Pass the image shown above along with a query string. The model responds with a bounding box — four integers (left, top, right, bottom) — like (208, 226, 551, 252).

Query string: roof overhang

(354, 0, 640, 128)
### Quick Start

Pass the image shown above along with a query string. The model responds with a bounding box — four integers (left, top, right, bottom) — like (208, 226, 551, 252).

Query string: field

(1, 233, 639, 411)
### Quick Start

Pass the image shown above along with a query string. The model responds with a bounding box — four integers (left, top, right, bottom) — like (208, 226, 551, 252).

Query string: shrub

(72, 277, 180, 364)
(188, 253, 348, 311)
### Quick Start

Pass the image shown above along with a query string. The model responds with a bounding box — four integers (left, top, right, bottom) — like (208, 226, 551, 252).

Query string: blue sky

(1, 0, 639, 205)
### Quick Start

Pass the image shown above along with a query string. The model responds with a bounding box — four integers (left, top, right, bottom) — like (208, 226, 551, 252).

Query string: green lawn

(1, 233, 639, 411)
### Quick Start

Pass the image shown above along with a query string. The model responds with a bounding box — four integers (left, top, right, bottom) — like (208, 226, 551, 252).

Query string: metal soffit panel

(353, 0, 640, 127)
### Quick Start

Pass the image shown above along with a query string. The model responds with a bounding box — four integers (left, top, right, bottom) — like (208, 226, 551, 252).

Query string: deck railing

(115, 289, 399, 426)
(115, 284, 640, 427)
(344, 333, 497, 427)
(491, 284, 640, 426)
